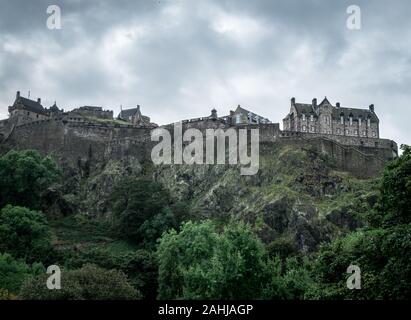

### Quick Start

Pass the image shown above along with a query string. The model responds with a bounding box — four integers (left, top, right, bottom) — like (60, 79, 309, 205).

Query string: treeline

(0, 146, 410, 300)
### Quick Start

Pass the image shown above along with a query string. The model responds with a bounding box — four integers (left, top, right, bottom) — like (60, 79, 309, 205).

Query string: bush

(0, 150, 60, 209)
(157, 220, 269, 299)
(19, 264, 141, 300)
(0, 253, 43, 294)
(111, 177, 176, 246)
(64, 247, 158, 299)
(0, 205, 52, 262)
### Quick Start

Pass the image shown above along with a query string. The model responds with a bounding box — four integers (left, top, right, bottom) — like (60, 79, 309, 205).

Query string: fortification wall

(277, 135, 389, 177)
(5, 120, 152, 168)
(2, 118, 395, 178)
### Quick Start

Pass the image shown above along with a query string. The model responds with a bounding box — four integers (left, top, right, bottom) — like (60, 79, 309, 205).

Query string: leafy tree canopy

(0, 205, 52, 263)
(0, 149, 61, 209)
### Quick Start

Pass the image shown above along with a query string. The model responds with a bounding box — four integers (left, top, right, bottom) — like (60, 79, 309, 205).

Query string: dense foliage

(0, 150, 60, 209)
(19, 264, 140, 300)
(0, 253, 43, 294)
(111, 177, 177, 246)
(0, 146, 410, 300)
(0, 205, 52, 263)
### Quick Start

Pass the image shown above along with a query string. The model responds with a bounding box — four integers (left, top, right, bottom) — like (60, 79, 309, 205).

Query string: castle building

(215, 105, 271, 125)
(282, 97, 379, 138)
(118, 105, 151, 126)
(8, 91, 49, 125)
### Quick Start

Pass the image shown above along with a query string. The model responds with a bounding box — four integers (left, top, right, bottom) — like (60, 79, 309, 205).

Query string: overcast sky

(0, 0, 410, 145)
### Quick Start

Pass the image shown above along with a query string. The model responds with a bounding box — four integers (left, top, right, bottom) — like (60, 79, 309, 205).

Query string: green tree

(371, 144, 411, 227)
(64, 247, 158, 299)
(0, 150, 61, 209)
(157, 220, 269, 299)
(111, 177, 176, 246)
(19, 264, 141, 300)
(0, 205, 52, 262)
(0, 253, 44, 294)
(308, 146, 411, 299)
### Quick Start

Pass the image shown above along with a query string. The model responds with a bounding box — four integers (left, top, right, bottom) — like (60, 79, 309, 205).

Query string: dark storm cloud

(0, 0, 410, 145)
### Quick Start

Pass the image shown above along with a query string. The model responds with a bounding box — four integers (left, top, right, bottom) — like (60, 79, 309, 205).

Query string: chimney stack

(16, 91, 20, 99)
(312, 98, 317, 109)
(369, 104, 375, 113)
(291, 97, 295, 106)
(336, 102, 340, 108)
(37, 98, 41, 104)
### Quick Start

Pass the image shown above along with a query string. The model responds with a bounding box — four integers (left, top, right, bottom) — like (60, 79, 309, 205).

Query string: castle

(0, 91, 398, 178)
(283, 97, 379, 139)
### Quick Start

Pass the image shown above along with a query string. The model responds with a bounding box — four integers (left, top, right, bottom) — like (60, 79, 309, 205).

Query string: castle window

(362, 131, 366, 136)
(372, 131, 377, 138)
(345, 129, 350, 135)
(340, 116, 344, 124)
(236, 114, 241, 124)
(302, 125, 306, 132)
(310, 126, 315, 132)
(302, 114, 306, 121)
(310, 115, 314, 122)
(367, 118, 371, 127)
(349, 116, 353, 126)
(358, 118, 362, 126)
(354, 129, 358, 135)
(337, 128, 341, 135)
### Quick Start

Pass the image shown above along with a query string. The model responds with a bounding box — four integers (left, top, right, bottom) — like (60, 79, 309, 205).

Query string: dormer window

(349, 116, 353, 126)
(358, 118, 362, 126)
(340, 115, 344, 124)
(367, 118, 371, 127)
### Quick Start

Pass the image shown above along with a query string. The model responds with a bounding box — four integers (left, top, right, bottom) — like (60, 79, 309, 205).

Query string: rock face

(1, 121, 379, 253)
(149, 144, 370, 253)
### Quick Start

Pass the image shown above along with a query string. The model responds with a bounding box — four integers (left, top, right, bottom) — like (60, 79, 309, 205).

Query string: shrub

(19, 264, 141, 300)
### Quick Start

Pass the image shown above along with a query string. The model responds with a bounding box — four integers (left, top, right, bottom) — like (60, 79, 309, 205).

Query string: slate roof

(332, 107, 379, 122)
(16, 97, 47, 115)
(119, 108, 139, 119)
(234, 106, 271, 122)
(292, 100, 379, 122)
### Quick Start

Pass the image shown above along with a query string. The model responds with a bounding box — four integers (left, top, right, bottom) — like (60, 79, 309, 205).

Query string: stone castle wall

(1, 118, 396, 178)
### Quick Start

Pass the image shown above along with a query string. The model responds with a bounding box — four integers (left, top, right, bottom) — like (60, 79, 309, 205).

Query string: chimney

(291, 97, 295, 106)
(137, 105, 140, 112)
(211, 108, 217, 119)
(16, 91, 20, 99)
(336, 102, 340, 108)
(37, 98, 41, 105)
(312, 98, 317, 109)
(369, 104, 375, 113)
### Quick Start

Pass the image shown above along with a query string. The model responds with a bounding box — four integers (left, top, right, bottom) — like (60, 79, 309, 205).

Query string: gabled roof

(332, 107, 379, 122)
(294, 103, 316, 115)
(319, 97, 331, 105)
(292, 100, 379, 122)
(234, 105, 271, 122)
(15, 97, 46, 114)
(119, 107, 140, 119)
